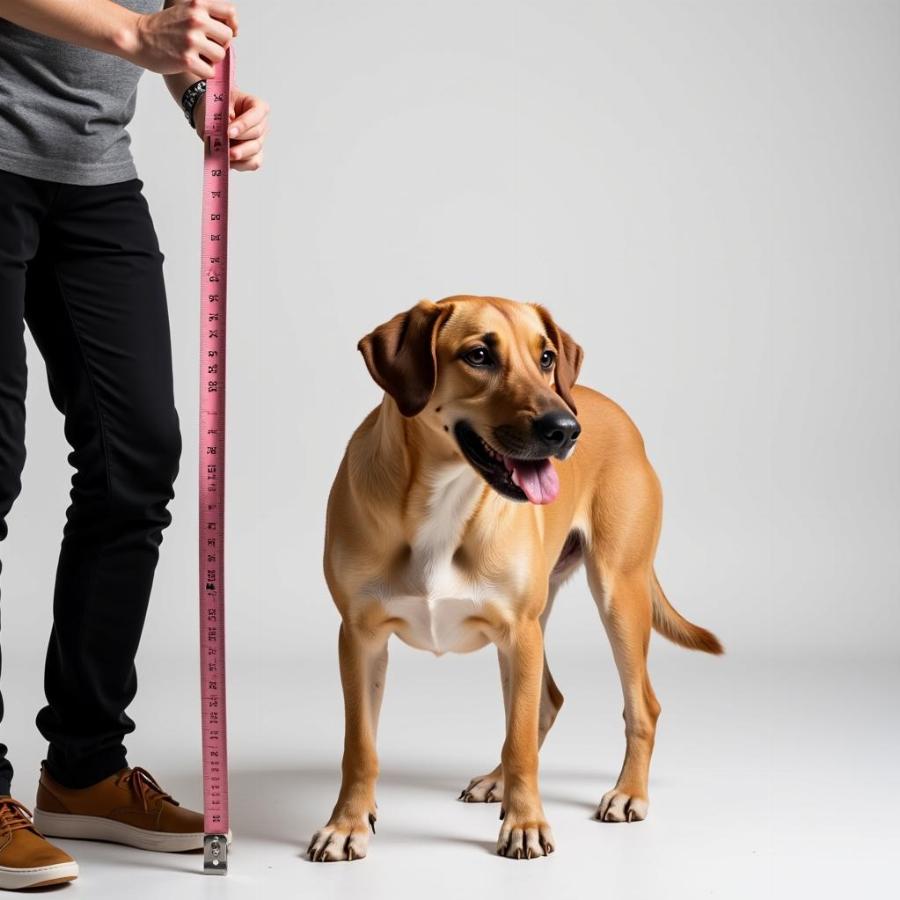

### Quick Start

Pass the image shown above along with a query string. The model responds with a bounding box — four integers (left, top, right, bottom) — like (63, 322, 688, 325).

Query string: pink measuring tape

(198, 48, 232, 875)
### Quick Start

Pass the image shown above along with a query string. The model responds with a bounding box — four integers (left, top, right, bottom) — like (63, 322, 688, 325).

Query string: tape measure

(198, 48, 232, 875)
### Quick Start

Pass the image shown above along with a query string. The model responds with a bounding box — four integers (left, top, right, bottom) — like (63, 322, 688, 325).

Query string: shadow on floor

(213, 764, 616, 844)
(54, 761, 620, 873)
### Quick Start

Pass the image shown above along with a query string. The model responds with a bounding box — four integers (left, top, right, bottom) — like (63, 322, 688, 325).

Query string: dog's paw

(307, 814, 375, 862)
(496, 816, 555, 859)
(459, 768, 503, 803)
(594, 788, 648, 823)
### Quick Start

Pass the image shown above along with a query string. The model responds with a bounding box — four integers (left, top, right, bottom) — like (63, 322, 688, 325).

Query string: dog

(308, 296, 722, 862)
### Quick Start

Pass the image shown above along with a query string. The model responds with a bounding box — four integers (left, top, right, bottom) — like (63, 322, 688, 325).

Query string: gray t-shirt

(0, 1, 161, 185)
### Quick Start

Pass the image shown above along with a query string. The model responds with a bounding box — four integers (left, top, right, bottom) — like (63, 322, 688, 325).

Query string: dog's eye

(540, 350, 556, 370)
(463, 347, 492, 367)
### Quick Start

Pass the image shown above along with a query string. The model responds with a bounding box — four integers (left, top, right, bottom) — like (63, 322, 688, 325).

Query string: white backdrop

(122, 0, 898, 663)
(1, 2, 897, 896)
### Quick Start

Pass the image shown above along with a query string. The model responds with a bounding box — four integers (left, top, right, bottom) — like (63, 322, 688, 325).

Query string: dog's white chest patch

(380, 465, 490, 655)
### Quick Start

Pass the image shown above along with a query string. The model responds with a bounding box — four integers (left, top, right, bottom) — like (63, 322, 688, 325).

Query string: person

(0, 0, 269, 889)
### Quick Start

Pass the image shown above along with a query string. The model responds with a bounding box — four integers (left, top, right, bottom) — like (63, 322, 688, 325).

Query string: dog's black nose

(532, 411, 581, 452)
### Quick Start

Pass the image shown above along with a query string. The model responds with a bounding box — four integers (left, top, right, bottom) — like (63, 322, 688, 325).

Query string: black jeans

(0, 170, 181, 795)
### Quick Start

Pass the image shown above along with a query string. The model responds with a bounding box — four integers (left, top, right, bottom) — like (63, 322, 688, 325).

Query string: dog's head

(358, 296, 583, 505)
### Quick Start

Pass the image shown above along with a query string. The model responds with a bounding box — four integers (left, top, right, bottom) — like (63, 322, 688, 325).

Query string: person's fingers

(185, 51, 215, 79)
(204, 0, 239, 35)
(232, 153, 263, 172)
(230, 121, 267, 141)
(182, 2, 236, 46)
(230, 139, 262, 162)
(227, 97, 269, 138)
(199, 36, 226, 63)
(202, 15, 234, 47)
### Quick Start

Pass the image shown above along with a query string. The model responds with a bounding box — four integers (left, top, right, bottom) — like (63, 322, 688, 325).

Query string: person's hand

(225, 90, 269, 171)
(124, 0, 239, 77)
(194, 89, 269, 172)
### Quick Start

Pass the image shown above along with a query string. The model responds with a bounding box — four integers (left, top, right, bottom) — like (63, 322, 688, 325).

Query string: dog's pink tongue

(511, 458, 560, 504)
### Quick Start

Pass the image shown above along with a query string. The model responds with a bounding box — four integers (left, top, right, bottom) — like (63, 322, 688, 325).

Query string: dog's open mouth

(454, 422, 560, 505)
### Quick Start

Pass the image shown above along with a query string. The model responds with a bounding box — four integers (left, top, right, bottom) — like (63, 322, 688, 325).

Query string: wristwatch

(181, 80, 207, 129)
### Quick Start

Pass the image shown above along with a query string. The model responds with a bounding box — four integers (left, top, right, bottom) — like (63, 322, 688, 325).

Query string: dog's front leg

(461, 587, 565, 803)
(496, 617, 555, 859)
(308, 622, 387, 862)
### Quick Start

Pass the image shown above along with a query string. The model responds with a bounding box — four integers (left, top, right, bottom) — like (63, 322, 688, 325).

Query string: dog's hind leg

(585, 558, 660, 823)
(459, 586, 564, 803)
(308, 623, 389, 861)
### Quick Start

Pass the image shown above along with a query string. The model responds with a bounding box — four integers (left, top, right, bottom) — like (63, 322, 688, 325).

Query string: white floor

(6, 649, 897, 899)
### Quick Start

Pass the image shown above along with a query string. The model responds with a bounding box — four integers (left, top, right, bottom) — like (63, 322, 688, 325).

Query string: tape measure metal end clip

(203, 834, 229, 874)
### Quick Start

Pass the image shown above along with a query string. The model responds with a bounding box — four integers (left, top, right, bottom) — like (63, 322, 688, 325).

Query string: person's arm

(0, 0, 237, 77)
(162, 2, 268, 171)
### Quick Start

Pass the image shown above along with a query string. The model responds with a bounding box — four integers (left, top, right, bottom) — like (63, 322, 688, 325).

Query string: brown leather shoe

(0, 795, 78, 890)
(33, 766, 218, 853)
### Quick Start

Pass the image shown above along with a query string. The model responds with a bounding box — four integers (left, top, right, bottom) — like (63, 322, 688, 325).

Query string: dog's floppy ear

(534, 305, 584, 414)
(358, 300, 451, 417)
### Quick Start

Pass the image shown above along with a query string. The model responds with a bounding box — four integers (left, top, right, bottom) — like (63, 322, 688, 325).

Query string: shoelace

(116, 767, 178, 813)
(0, 798, 35, 835)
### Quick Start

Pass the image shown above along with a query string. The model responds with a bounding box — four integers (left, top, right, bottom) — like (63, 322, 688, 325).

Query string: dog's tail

(651, 572, 723, 654)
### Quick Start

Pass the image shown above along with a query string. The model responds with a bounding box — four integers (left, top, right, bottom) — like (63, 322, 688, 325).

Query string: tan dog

(308, 296, 722, 862)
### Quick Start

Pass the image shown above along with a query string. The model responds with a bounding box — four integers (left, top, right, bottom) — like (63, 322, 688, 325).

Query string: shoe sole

(0, 861, 79, 890)
(32, 809, 231, 854)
